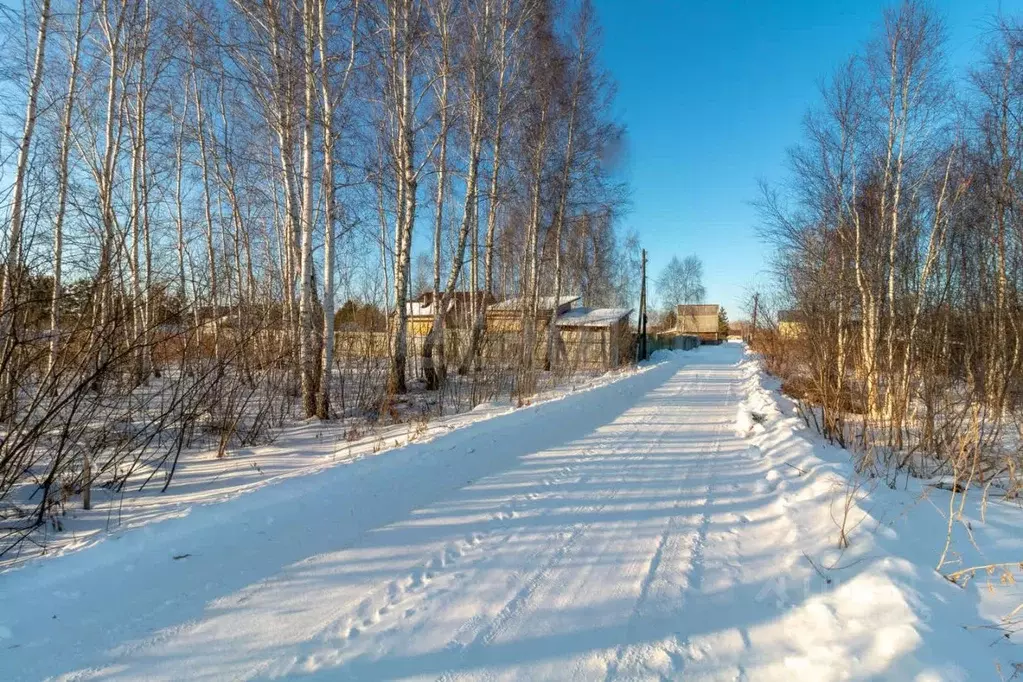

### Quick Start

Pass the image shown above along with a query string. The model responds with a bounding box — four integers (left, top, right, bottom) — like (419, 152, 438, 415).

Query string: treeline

(0, 0, 633, 546)
(759, 0, 1023, 493)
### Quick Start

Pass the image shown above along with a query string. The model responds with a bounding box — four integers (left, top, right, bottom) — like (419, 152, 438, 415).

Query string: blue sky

(595, 0, 1007, 319)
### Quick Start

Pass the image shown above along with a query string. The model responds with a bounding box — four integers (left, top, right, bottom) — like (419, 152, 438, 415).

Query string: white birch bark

(0, 0, 51, 413)
(422, 0, 452, 390)
(315, 0, 359, 418)
(47, 0, 85, 381)
(298, 0, 319, 417)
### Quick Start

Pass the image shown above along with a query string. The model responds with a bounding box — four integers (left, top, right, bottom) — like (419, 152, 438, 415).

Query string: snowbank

(733, 346, 1023, 680)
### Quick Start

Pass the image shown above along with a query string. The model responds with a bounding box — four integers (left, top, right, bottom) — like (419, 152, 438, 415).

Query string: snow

(407, 298, 455, 316)
(2, 343, 1021, 680)
(488, 294, 581, 312)
(554, 307, 632, 328)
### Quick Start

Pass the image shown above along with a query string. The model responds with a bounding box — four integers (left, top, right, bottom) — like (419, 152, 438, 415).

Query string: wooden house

(676, 304, 722, 343)
(486, 295, 581, 333)
(406, 291, 495, 337)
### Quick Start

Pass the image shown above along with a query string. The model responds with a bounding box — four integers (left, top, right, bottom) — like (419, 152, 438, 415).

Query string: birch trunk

(521, 106, 548, 379)
(298, 0, 319, 417)
(423, 0, 452, 391)
(93, 0, 130, 395)
(387, 0, 419, 396)
(545, 26, 587, 371)
(461, 0, 505, 375)
(317, 0, 336, 418)
(193, 73, 221, 361)
(432, 100, 484, 389)
(0, 0, 51, 415)
(315, 0, 358, 418)
(47, 0, 85, 381)
(173, 84, 192, 361)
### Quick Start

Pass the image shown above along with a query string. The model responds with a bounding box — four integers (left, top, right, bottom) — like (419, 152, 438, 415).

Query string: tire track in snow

(603, 418, 724, 681)
(663, 379, 739, 680)
(598, 373, 741, 680)
(387, 454, 594, 650)
(437, 370, 701, 682)
(433, 442, 649, 682)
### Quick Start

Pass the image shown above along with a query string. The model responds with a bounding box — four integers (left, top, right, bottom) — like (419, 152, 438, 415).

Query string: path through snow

(2, 344, 1019, 680)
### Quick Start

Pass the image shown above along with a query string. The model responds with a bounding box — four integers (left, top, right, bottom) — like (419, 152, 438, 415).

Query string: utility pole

(639, 249, 647, 361)
(750, 292, 759, 345)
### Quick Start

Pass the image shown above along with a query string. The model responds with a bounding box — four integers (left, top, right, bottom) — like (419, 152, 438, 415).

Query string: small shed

(555, 307, 633, 369)
(677, 304, 722, 343)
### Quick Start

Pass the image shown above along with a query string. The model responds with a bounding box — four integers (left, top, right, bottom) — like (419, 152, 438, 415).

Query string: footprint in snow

(357, 597, 374, 619)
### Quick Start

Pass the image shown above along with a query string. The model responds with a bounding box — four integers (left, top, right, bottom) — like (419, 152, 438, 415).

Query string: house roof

(778, 309, 804, 323)
(555, 307, 632, 328)
(407, 298, 455, 317)
(407, 290, 494, 317)
(490, 295, 581, 312)
(676, 304, 720, 316)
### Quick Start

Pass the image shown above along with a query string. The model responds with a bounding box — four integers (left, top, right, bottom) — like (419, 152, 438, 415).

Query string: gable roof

(677, 304, 720, 316)
(407, 291, 494, 317)
(407, 298, 454, 317)
(490, 295, 581, 312)
(555, 307, 632, 328)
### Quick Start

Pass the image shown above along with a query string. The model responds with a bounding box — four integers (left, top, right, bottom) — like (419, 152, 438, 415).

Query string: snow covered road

(3, 344, 1017, 680)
